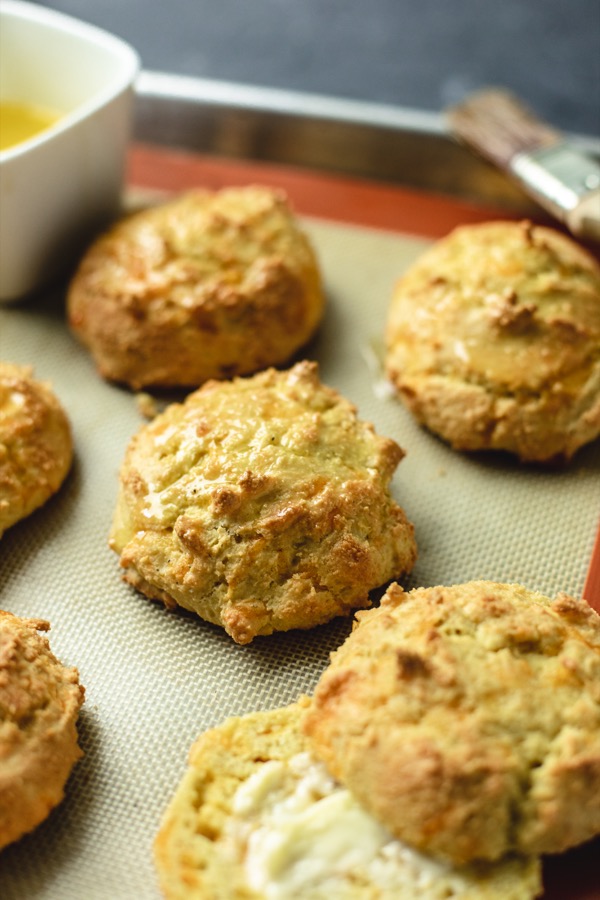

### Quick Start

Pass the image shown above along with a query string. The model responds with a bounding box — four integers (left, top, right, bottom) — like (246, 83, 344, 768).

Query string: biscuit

(385, 221, 600, 462)
(0, 610, 84, 849)
(110, 361, 416, 644)
(0, 362, 73, 537)
(305, 581, 600, 865)
(154, 699, 542, 899)
(67, 186, 325, 389)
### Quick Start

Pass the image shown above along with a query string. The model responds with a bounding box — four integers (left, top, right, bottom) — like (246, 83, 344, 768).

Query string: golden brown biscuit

(0, 610, 84, 849)
(0, 362, 73, 537)
(305, 581, 600, 865)
(385, 221, 600, 462)
(154, 699, 542, 899)
(110, 361, 417, 644)
(67, 186, 325, 389)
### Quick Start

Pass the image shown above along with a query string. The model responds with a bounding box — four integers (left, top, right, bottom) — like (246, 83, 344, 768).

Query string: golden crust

(110, 361, 417, 643)
(154, 699, 541, 900)
(67, 186, 325, 389)
(385, 221, 600, 462)
(0, 610, 84, 849)
(0, 362, 73, 537)
(304, 581, 600, 864)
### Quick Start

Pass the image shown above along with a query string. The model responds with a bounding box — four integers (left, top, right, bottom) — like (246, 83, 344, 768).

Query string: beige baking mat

(1, 216, 598, 898)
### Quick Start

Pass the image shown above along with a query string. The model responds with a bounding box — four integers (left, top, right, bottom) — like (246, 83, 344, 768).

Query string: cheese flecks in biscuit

(385, 221, 600, 462)
(305, 581, 600, 865)
(154, 701, 542, 899)
(67, 186, 325, 389)
(0, 611, 84, 849)
(0, 362, 73, 537)
(110, 361, 417, 644)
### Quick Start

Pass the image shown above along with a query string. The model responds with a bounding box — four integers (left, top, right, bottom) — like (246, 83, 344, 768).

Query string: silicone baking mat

(1, 151, 598, 899)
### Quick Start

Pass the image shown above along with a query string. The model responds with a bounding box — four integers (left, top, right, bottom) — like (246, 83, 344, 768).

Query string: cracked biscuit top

(110, 361, 417, 644)
(67, 186, 325, 389)
(304, 580, 600, 865)
(385, 221, 600, 461)
(0, 362, 73, 537)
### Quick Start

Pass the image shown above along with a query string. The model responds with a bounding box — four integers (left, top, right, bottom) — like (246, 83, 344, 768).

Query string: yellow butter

(0, 101, 60, 151)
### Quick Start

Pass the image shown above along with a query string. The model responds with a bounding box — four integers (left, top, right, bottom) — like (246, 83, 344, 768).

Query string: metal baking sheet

(133, 71, 600, 215)
(1, 74, 598, 900)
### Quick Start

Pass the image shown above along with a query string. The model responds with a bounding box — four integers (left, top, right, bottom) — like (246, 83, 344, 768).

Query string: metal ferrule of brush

(510, 143, 600, 238)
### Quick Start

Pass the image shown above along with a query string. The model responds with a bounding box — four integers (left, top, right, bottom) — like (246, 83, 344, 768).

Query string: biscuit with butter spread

(0, 362, 73, 537)
(385, 221, 600, 461)
(154, 699, 542, 899)
(67, 186, 325, 389)
(305, 581, 600, 865)
(0, 610, 84, 849)
(109, 361, 417, 644)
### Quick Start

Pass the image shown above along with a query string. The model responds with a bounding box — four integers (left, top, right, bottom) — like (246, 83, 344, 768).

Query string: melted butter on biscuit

(0, 389, 26, 420)
(225, 752, 482, 898)
(142, 485, 170, 521)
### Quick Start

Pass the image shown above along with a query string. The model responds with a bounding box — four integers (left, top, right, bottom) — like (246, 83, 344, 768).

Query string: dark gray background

(33, 1, 599, 135)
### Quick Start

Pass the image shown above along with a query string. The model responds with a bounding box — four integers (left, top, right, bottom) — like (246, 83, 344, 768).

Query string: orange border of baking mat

(127, 142, 600, 614)
(584, 521, 600, 611)
(128, 143, 529, 237)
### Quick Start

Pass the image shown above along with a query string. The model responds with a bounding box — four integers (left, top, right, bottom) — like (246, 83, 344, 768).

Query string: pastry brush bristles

(446, 88, 561, 170)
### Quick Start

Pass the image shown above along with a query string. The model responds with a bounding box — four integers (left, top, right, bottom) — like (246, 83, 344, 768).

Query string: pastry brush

(446, 88, 600, 242)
